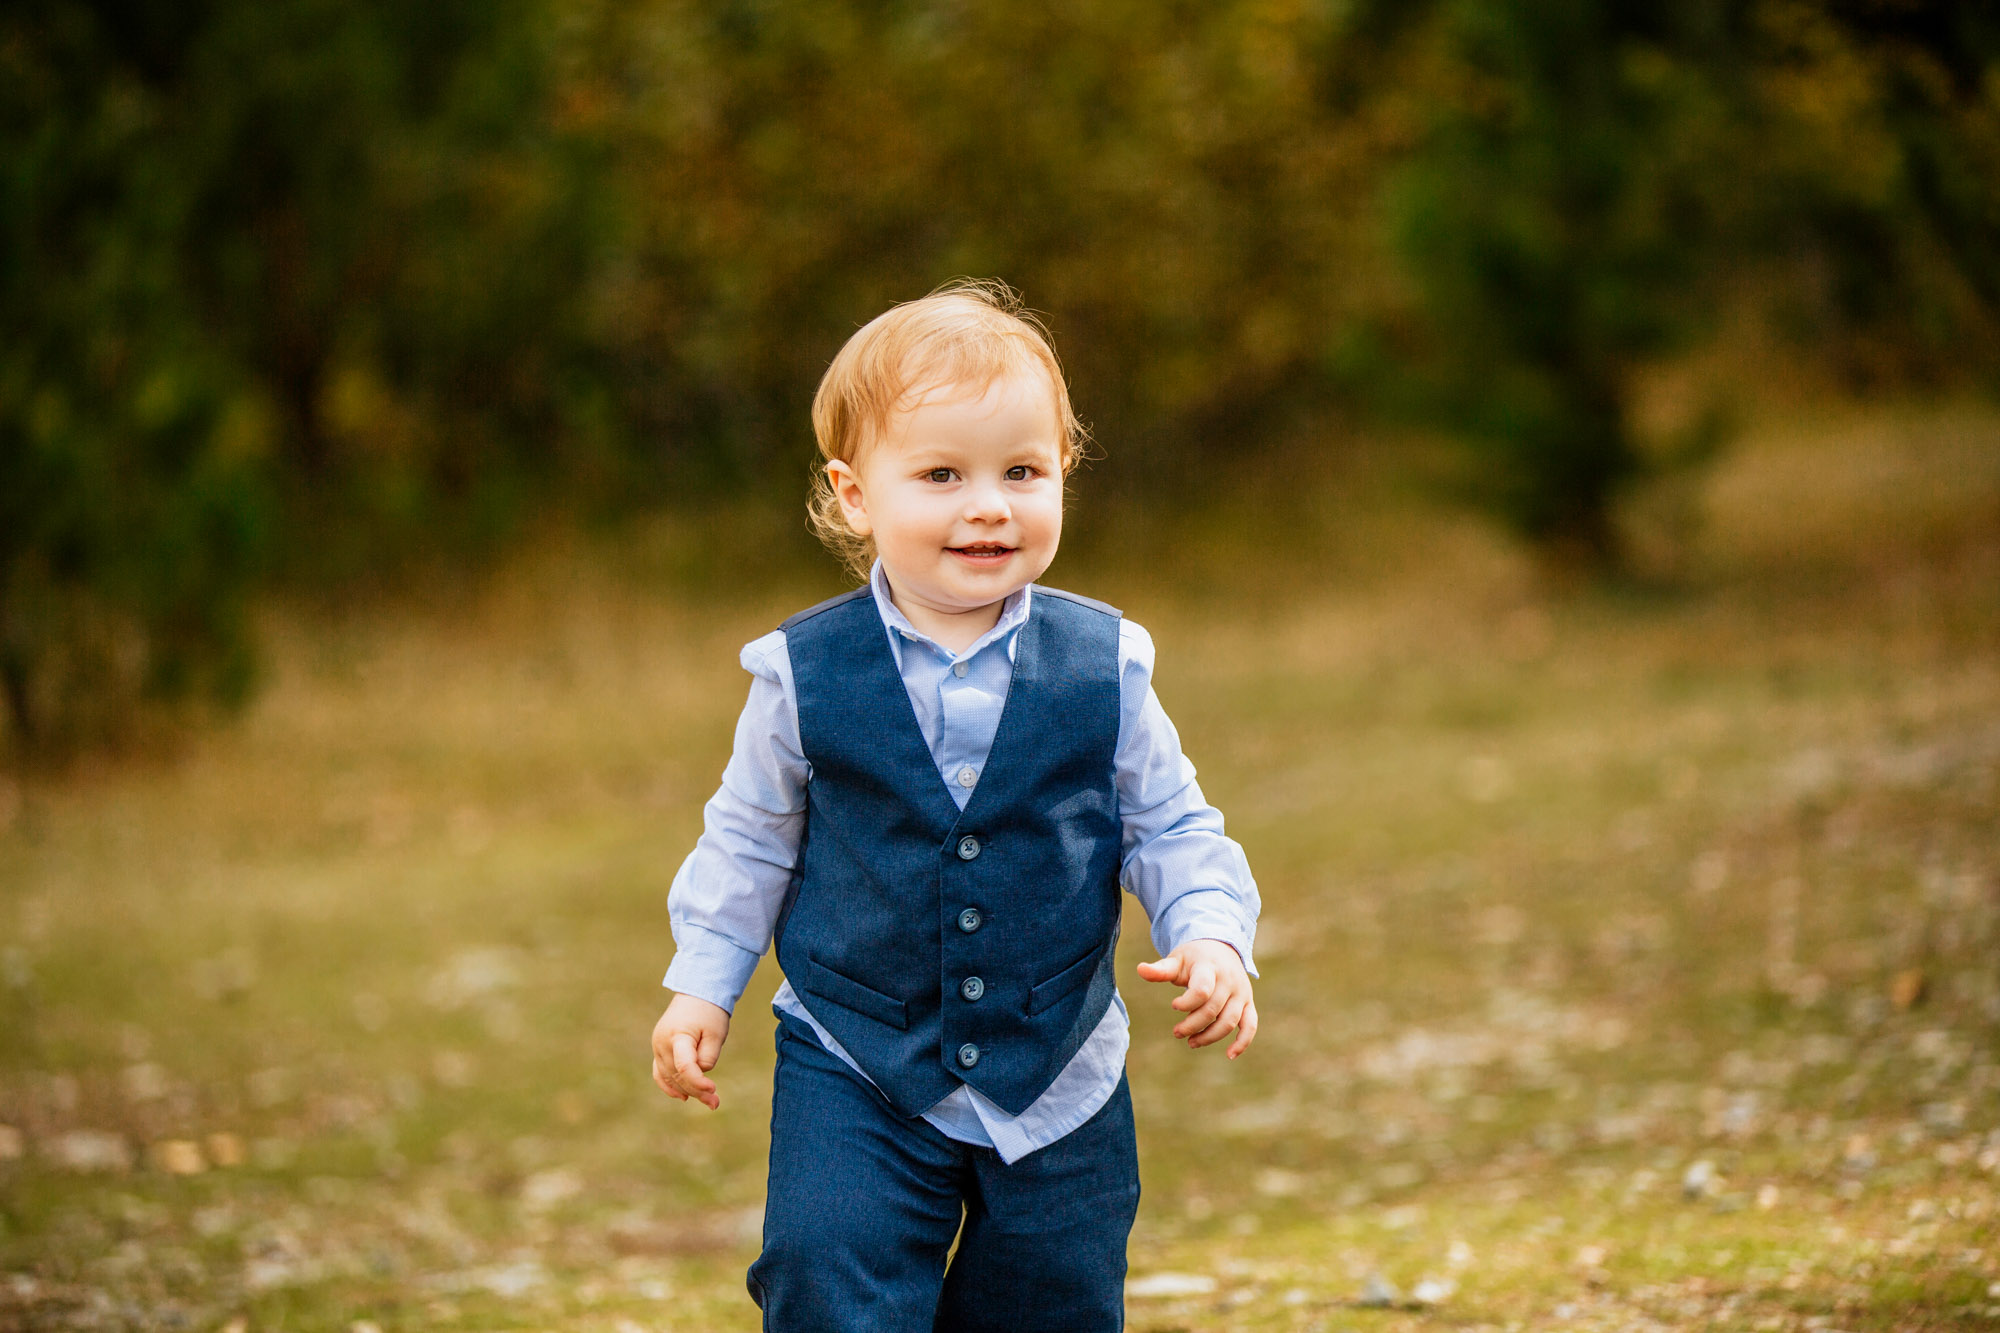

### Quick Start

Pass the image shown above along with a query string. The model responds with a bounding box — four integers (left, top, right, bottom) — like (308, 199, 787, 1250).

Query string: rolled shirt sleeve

(662, 632, 809, 1014)
(1114, 620, 1261, 975)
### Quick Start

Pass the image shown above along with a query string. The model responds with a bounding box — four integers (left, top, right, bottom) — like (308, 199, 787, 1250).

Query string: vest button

(957, 907, 982, 933)
(956, 835, 980, 861)
(960, 976, 985, 1002)
(956, 1043, 981, 1068)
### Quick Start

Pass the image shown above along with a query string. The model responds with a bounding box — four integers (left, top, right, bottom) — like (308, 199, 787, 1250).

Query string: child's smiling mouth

(948, 543, 1016, 563)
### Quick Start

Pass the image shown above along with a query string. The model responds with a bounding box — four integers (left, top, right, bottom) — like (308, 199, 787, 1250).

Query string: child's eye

(1005, 465, 1035, 482)
(926, 468, 955, 484)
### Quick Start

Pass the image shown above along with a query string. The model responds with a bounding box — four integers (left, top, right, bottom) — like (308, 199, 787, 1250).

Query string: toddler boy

(651, 280, 1260, 1332)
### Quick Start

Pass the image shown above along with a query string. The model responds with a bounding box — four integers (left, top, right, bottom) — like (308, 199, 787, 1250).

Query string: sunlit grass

(2, 401, 1997, 1331)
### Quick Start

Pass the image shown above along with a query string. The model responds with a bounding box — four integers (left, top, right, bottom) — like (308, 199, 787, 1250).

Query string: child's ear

(827, 459, 872, 537)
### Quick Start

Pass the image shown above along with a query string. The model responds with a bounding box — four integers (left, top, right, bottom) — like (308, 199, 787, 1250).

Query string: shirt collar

(869, 559, 1032, 662)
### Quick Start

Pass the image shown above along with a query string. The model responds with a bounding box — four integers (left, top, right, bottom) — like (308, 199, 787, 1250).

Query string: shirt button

(960, 976, 985, 1002)
(956, 1043, 981, 1068)
(956, 766, 977, 788)
(956, 835, 980, 861)
(957, 907, 982, 933)
(953, 661, 969, 677)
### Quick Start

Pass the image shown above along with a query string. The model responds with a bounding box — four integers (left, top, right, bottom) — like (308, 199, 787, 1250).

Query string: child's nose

(963, 482, 1011, 521)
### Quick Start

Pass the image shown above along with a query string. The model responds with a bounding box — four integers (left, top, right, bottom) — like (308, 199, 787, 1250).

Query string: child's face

(828, 370, 1066, 625)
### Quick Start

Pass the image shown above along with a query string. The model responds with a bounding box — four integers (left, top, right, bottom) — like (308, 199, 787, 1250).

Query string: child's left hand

(1136, 939, 1258, 1059)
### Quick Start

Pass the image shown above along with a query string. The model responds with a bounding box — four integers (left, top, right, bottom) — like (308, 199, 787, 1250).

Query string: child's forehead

(853, 374, 1062, 463)
(860, 378, 1072, 466)
(893, 366, 1059, 415)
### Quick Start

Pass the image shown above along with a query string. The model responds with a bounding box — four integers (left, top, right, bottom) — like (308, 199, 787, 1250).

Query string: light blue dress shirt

(665, 562, 1259, 1163)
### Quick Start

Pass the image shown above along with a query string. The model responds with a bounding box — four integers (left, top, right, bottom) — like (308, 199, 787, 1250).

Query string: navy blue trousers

(748, 1013, 1140, 1333)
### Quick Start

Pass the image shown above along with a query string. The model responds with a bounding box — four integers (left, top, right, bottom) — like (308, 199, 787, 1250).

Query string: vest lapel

(840, 601, 965, 836)
(953, 593, 1043, 829)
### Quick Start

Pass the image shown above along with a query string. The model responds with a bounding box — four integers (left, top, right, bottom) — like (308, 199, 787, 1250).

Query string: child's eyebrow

(889, 440, 1060, 470)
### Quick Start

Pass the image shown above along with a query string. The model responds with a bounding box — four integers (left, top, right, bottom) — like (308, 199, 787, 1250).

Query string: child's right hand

(651, 993, 731, 1110)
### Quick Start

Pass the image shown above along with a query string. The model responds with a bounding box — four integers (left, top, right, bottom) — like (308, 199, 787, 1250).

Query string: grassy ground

(1, 401, 1997, 1332)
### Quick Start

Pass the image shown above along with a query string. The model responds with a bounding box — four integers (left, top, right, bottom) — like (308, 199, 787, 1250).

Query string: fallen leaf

(150, 1139, 207, 1175)
(1890, 969, 1927, 1010)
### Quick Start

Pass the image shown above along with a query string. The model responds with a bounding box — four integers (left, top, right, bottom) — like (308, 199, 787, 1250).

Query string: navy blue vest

(775, 585, 1125, 1117)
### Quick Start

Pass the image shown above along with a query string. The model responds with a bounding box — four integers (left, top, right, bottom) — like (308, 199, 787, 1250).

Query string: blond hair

(808, 279, 1090, 580)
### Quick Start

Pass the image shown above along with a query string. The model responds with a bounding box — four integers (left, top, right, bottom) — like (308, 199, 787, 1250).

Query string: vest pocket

(803, 957, 911, 1030)
(1027, 945, 1103, 1015)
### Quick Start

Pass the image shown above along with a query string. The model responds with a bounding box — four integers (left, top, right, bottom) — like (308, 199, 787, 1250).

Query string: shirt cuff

(662, 924, 765, 1014)
(1155, 893, 1259, 977)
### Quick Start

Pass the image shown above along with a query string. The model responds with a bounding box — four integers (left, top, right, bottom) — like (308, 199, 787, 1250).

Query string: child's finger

(673, 1032, 720, 1109)
(1170, 960, 1218, 1014)
(1226, 1001, 1259, 1059)
(653, 1055, 686, 1099)
(671, 1032, 713, 1088)
(1188, 994, 1247, 1049)
(1135, 957, 1184, 984)
(1185, 992, 1245, 1047)
(1173, 975, 1228, 1036)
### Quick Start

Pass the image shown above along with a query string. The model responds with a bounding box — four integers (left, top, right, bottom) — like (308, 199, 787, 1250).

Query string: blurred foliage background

(5, 8, 2000, 1329)
(4, 0, 1999, 756)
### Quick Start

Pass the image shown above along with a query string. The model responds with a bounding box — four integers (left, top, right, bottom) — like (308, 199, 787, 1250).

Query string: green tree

(561, 0, 1387, 484)
(10, 0, 2000, 753)
(1745, 1, 2000, 386)
(1352, 0, 2000, 564)
(2, 4, 270, 750)
(1356, 1, 1749, 562)
(1, 0, 613, 753)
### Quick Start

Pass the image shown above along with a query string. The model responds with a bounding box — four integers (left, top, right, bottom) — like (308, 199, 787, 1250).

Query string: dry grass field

(2, 401, 1997, 1331)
